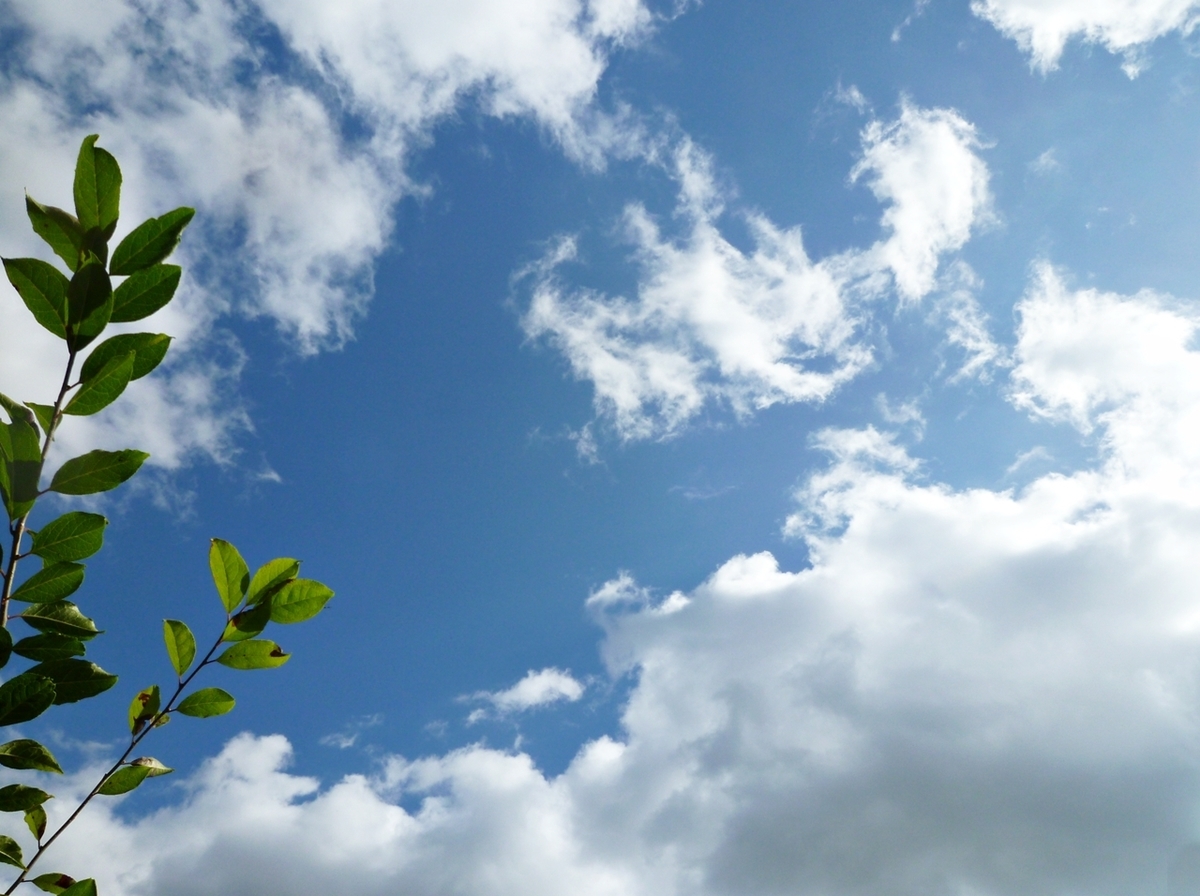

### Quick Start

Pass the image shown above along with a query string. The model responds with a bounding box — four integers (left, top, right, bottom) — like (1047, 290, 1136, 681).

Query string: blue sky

(5, 0, 1200, 893)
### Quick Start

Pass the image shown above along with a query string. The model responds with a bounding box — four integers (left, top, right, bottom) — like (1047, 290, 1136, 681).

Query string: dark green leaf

(0, 739, 63, 774)
(66, 258, 113, 350)
(176, 687, 235, 718)
(11, 562, 85, 603)
(64, 354, 133, 419)
(58, 880, 96, 896)
(248, 558, 300, 606)
(217, 639, 290, 670)
(27, 659, 117, 704)
(131, 756, 173, 777)
(163, 619, 195, 677)
(128, 685, 160, 734)
(0, 674, 55, 727)
(26, 403, 56, 436)
(25, 805, 47, 840)
(1, 418, 43, 519)
(222, 600, 270, 642)
(271, 579, 334, 624)
(109, 208, 194, 275)
(32, 873, 78, 895)
(50, 448, 148, 493)
(0, 784, 52, 812)
(109, 264, 180, 323)
(0, 627, 9, 670)
(0, 834, 23, 869)
(18, 601, 101, 640)
(31, 512, 107, 562)
(14, 634, 86, 662)
(81, 333, 171, 383)
(26, 195, 83, 271)
(210, 539, 248, 613)
(1, 257, 68, 338)
(74, 135, 120, 234)
(97, 765, 149, 796)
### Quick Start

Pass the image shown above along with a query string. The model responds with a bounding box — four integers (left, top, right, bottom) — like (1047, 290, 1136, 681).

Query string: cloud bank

(17, 263, 1200, 895)
(523, 102, 993, 441)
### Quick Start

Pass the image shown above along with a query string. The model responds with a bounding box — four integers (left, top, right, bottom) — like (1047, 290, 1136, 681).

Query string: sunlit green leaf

(222, 600, 270, 642)
(27, 659, 117, 704)
(109, 208, 194, 275)
(0, 784, 52, 812)
(18, 601, 102, 640)
(0, 834, 24, 869)
(176, 687, 235, 718)
(163, 619, 196, 677)
(65, 258, 112, 351)
(209, 539, 249, 613)
(248, 558, 300, 606)
(32, 873, 78, 894)
(30, 512, 107, 562)
(74, 135, 120, 235)
(26, 195, 83, 271)
(13, 634, 86, 662)
(217, 639, 290, 670)
(80, 333, 171, 383)
(63, 353, 133, 417)
(58, 879, 97, 896)
(1, 418, 43, 519)
(128, 685, 160, 734)
(130, 756, 173, 777)
(25, 402, 56, 436)
(271, 579, 334, 624)
(25, 805, 47, 841)
(0, 674, 55, 727)
(1, 257, 68, 339)
(109, 264, 180, 323)
(50, 448, 148, 494)
(0, 739, 63, 774)
(10, 562, 85, 604)
(97, 765, 150, 796)
(0, 392, 36, 429)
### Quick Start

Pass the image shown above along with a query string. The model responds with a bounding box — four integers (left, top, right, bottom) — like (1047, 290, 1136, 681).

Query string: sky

(4, 0, 1200, 893)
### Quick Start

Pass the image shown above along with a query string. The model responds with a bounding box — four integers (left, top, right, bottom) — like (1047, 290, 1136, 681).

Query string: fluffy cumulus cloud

(18, 265, 1200, 895)
(523, 102, 993, 441)
(973, 0, 1200, 74)
(0, 0, 655, 467)
(467, 668, 586, 721)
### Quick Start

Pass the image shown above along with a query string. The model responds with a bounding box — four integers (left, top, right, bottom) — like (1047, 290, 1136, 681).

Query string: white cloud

(22, 267, 1200, 896)
(0, 0, 658, 470)
(523, 103, 993, 441)
(466, 668, 586, 723)
(973, 0, 1200, 74)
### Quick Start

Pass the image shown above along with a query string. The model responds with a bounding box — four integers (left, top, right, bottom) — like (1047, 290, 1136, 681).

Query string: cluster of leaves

(0, 137, 333, 895)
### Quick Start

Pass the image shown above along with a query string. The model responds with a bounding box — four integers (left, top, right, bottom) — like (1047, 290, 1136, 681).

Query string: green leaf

(109, 208, 194, 275)
(81, 333, 171, 383)
(1, 257, 68, 339)
(176, 687, 235, 718)
(31, 512, 107, 562)
(163, 619, 196, 677)
(248, 558, 300, 606)
(63, 353, 133, 417)
(18, 601, 102, 640)
(26, 403, 56, 436)
(0, 627, 10, 670)
(58, 880, 97, 896)
(66, 258, 113, 350)
(32, 873, 78, 895)
(0, 834, 24, 869)
(97, 764, 150, 796)
(0, 739, 63, 774)
(27, 659, 117, 704)
(109, 264, 180, 323)
(50, 448, 148, 493)
(128, 685, 160, 734)
(13, 634, 86, 662)
(26, 195, 83, 272)
(11, 562, 85, 603)
(1, 418, 43, 519)
(222, 600, 271, 642)
(0, 392, 36, 429)
(130, 756, 173, 777)
(271, 579, 334, 624)
(74, 135, 121, 234)
(25, 804, 47, 841)
(0, 674, 55, 727)
(217, 639, 290, 670)
(0, 784, 52, 812)
(209, 538, 249, 613)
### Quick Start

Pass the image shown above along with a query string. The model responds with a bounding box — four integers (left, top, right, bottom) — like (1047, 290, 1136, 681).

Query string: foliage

(0, 136, 333, 894)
